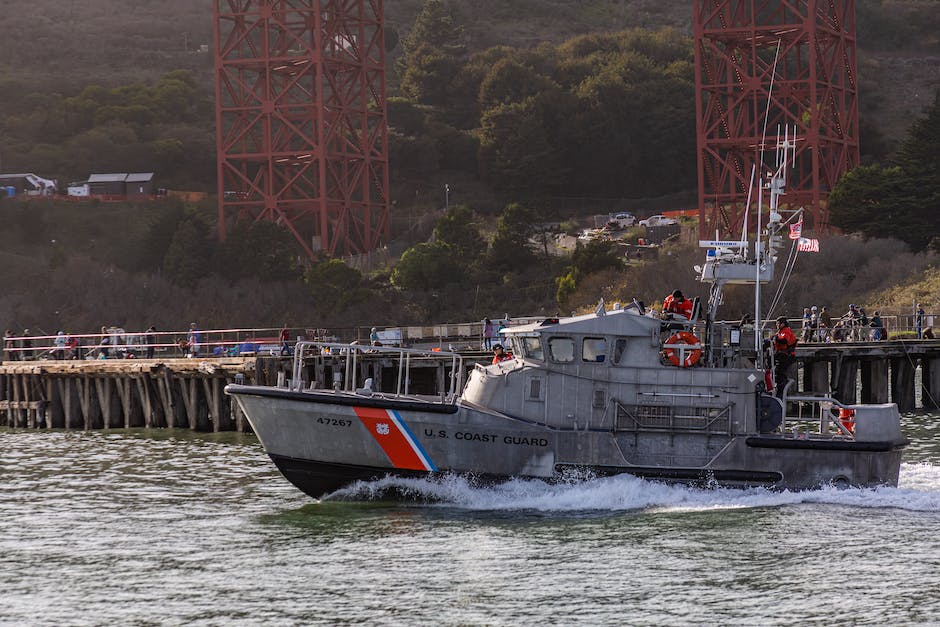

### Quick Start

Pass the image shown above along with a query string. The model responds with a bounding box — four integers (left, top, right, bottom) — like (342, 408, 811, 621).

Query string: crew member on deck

(492, 344, 513, 364)
(662, 289, 694, 320)
(771, 316, 798, 397)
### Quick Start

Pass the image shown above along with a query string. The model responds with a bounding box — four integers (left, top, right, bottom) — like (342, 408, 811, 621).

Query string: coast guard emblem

(376, 422, 390, 435)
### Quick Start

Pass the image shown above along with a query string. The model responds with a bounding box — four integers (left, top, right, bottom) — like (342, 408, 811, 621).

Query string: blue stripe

(390, 410, 437, 471)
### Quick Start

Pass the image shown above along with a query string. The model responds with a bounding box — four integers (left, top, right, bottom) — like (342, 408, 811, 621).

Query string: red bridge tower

(694, 1, 860, 238)
(213, 0, 390, 259)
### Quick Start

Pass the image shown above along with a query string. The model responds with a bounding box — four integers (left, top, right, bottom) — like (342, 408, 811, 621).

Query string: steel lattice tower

(214, 0, 390, 259)
(694, 0, 859, 238)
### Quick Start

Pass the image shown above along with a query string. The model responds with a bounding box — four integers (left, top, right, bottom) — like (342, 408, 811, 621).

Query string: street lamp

(444, 184, 450, 211)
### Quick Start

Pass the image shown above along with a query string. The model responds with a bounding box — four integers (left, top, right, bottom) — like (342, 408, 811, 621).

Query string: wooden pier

(0, 352, 490, 432)
(795, 340, 940, 412)
(2, 341, 939, 432)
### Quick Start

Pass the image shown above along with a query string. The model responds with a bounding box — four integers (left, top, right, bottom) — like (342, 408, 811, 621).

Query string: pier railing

(2, 327, 332, 361)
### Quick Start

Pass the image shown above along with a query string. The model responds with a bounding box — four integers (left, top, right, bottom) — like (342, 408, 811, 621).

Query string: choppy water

(2, 414, 940, 626)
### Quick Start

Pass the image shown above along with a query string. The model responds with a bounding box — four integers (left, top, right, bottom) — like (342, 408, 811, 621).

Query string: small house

(126, 173, 155, 199)
(87, 173, 129, 197)
(85, 172, 157, 199)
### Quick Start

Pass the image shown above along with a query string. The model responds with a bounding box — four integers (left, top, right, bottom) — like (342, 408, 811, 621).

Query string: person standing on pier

(280, 324, 291, 356)
(771, 317, 798, 397)
(482, 318, 494, 350)
(819, 307, 832, 342)
(66, 334, 80, 360)
(53, 331, 67, 359)
(98, 326, 111, 359)
(870, 311, 885, 341)
(187, 323, 201, 357)
(799, 307, 812, 341)
(21, 329, 32, 360)
(915, 303, 926, 339)
(145, 326, 157, 359)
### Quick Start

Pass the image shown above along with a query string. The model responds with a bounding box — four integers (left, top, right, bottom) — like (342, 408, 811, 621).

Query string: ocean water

(1, 413, 939, 626)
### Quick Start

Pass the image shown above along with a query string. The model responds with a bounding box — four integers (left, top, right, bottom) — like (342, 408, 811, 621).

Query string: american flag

(789, 219, 803, 240)
(797, 237, 820, 252)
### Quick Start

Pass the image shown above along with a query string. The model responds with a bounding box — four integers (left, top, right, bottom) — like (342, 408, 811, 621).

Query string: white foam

(324, 462, 940, 513)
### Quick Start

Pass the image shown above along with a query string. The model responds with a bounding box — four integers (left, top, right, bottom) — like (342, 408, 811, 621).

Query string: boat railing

(289, 341, 465, 404)
(781, 392, 856, 439)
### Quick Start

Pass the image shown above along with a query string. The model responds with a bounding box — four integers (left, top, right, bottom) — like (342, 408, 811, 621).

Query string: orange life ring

(663, 331, 702, 367)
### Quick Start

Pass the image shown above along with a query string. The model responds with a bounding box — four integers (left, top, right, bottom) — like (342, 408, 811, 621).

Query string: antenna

(754, 39, 783, 370)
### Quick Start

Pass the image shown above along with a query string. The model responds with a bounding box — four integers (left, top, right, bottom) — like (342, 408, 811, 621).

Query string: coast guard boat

(225, 223, 907, 499)
(225, 134, 907, 500)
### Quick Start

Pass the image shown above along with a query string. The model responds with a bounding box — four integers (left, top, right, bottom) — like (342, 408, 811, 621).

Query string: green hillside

(1, 0, 936, 140)
(0, 0, 938, 333)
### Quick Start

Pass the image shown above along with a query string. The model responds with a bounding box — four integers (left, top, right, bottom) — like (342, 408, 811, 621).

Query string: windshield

(522, 336, 543, 360)
(548, 337, 575, 363)
(583, 337, 606, 363)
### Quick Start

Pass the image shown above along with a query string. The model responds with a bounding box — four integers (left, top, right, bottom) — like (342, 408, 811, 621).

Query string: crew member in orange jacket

(662, 289, 694, 320)
(492, 344, 513, 364)
(771, 316, 798, 397)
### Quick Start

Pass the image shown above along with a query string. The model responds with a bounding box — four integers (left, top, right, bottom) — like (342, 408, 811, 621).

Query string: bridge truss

(213, 0, 390, 259)
(694, 0, 860, 238)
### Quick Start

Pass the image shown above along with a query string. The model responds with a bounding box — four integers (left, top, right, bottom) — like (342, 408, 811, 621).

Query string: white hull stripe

(387, 409, 437, 472)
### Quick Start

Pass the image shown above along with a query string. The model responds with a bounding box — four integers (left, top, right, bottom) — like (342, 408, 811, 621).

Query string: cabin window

(612, 338, 628, 365)
(582, 337, 606, 363)
(522, 336, 544, 361)
(528, 377, 543, 400)
(548, 337, 575, 363)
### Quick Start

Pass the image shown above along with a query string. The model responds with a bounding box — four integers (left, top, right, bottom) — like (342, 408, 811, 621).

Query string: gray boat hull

(227, 385, 905, 499)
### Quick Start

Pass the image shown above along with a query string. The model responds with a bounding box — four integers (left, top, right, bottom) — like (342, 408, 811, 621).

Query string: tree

(391, 241, 461, 290)
(400, 0, 464, 53)
(555, 240, 624, 308)
(163, 215, 212, 288)
(894, 91, 940, 184)
(398, 0, 466, 108)
(829, 92, 940, 251)
(215, 221, 301, 282)
(399, 42, 465, 107)
(571, 239, 624, 277)
(433, 204, 485, 263)
(488, 203, 538, 268)
(478, 91, 574, 194)
(477, 58, 558, 110)
(304, 259, 364, 313)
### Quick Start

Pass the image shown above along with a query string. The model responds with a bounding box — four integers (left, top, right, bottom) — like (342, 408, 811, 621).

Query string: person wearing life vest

(492, 344, 513, 364)
(771, 316, 798, 397)
(662, 289, 694, 320)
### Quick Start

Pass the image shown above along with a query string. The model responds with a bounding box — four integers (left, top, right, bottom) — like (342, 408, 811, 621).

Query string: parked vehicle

(606, 212, 636, 229)
(639, 214, 679, 227)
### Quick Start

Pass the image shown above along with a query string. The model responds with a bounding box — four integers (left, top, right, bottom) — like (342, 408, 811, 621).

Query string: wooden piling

(861, 360, 890, 404)
(802, 358, 830, 395)
(832, 357, 859, 404)
(891, 357, 917, 412)
(924, 357, 940, 410)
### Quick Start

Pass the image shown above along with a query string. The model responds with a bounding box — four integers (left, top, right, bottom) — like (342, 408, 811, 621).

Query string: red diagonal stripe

(354, 407, 426, 470)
